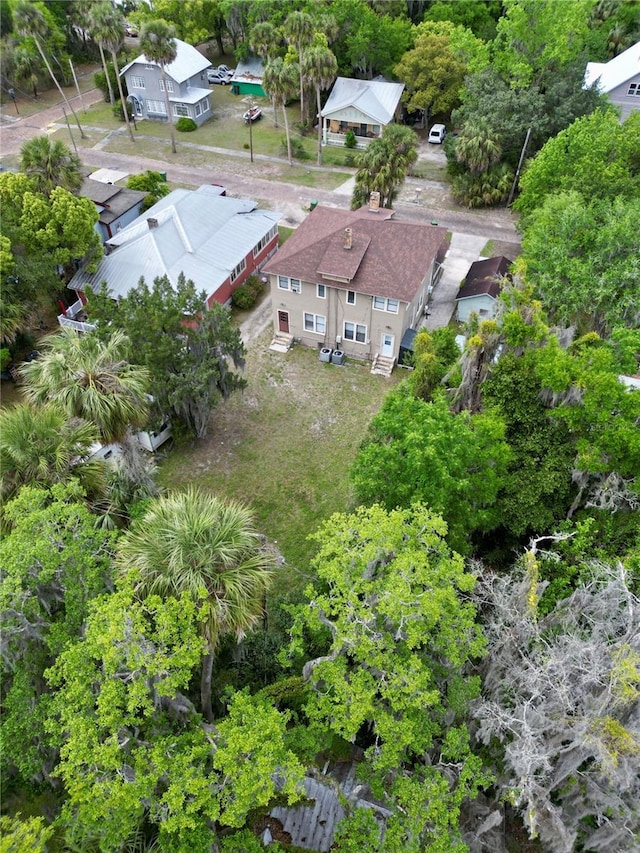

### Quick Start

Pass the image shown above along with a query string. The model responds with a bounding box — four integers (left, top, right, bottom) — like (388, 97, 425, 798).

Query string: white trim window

(159, 79, 175, 93)
(230, 258, 247, 283)
(344, 321, 366, 343)
(253, 226, 277, 257)
(346, 289, 356, 305)
(173, 104, 190, 117)
(628, 82, 640, 96)
(130, 75, 145, 89)
(317, 283, 326, 299)
(195, 102, 202, 117)
(373, 296, 399, 313)
(304, 312, 326, 334)
(278, 275, 301, 293)
(146, 99, 167, 115)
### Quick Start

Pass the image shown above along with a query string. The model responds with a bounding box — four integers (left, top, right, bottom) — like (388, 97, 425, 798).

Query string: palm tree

(283, 10, 314, 119)
(13, 0, 86, 139)
(249, 21, 281, 127)
(87, 0, 115, 105)
(18, 328, 149, 445)
(13, 43, 42, 99)
(90, 0, 134, 143)
(455, 120, 502, 174)
(263, 58, 299, 166)
(0, 403, 106, 503)
(351, 124, 419, 209)
(117, 488, 276, 721)
(140, 20, 178, 154)
(301, 40, 337, 166)
(19, 136, 83, 196)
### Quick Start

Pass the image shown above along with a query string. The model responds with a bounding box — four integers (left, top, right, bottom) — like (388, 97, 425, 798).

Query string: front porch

(57, 297, 96, 333)
(323, 118, 382, 149)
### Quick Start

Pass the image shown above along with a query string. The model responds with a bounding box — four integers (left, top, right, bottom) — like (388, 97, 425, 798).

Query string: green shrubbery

(280, 136, 310, 160)
(344, 129, 357, 148)
(175, 117, 197, 133)
(231, 275, 265, 310)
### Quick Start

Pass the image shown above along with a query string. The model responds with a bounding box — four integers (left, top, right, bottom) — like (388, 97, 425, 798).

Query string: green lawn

(157, 334, 401, 599)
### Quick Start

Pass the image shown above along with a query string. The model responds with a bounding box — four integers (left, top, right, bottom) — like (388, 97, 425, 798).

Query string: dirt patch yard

(158, 321, 401, 596)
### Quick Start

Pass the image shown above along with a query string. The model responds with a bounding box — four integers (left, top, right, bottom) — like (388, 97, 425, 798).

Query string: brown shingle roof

(262, 206, 447, 302)
(456, 256, 512, 300)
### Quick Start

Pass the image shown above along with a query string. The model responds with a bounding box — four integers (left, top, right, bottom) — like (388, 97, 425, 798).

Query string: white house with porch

(320, 77, 405, 149)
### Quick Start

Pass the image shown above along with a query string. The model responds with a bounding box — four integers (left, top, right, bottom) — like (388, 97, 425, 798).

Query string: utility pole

(248, 102, 254, 164)
(508, 126, 532, 207)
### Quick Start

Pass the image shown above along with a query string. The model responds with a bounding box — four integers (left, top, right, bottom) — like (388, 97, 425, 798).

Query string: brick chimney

(368, 191, 380, 211)
(344, 227, 352, 250)
(147, 217, 158, 228)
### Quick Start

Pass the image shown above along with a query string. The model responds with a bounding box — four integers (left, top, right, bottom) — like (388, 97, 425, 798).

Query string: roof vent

(369, 191, 380, 212)
(147, 217, 158, 228)
(344, 227, 352, 250)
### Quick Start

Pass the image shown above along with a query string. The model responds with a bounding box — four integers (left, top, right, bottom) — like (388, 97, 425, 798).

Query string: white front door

(381, 332, 395, 358)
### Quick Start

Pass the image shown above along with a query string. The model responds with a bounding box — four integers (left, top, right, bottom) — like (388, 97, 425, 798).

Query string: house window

(202, 97, 210, 112)
(173, 104, 190, 117)
(146, 99, 167, 114)
(130, 76, 145, 89)
(317, 284, 326, 299)
(291, 278, 301, 293)
(159, 79, 175, 93)
(346, 290, 356, 305)
(195, 102, 202, 116)
(304, 312, 326, 334)
(278, 275, 301, 292)
(230, 257, 247, 283)
(253, 226, 277, 257)
(628, 82, 640, 96)
(344, 321, 366, 343)
(373, 296, 400, 313)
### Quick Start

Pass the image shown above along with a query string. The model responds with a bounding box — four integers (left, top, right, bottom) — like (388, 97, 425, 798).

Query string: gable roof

(69, 185, 280, 300)
(232, 56, 264, 83)
(262, 205, 447, 303)
(456, 256, 512, 301)
(584, 41, 640, 92)
(121, 38, 210, 84)
(321, 77, 405, 125)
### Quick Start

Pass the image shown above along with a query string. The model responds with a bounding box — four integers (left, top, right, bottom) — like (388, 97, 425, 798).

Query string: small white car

(207, 68, 233, 85)
(428, 124, 446, 144)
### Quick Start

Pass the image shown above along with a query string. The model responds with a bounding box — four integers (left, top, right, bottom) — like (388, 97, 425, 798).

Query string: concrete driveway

(424, 232, 488, 331)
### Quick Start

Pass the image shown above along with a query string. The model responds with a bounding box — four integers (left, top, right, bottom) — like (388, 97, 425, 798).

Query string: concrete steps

(370, 353, 395, 377)
(269, 332, 294, 353)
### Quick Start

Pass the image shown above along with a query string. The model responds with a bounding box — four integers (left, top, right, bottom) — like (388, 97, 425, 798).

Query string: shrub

(344, 129, 357, 149)
(94, 66, 121, 103)
(280, 136, 310, 161)
(231, 275, 264, 310)
(112, 99, 133, 122)
(175, 117, 197, 133)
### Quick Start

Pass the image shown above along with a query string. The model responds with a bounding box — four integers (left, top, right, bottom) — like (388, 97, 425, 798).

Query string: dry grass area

(157, 329, 401, 596)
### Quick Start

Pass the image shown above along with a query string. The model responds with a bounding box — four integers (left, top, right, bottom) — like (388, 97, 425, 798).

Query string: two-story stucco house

(262, 203, 448, 374)
(121, 38, 212, 126)
(584, 41, 640, 120)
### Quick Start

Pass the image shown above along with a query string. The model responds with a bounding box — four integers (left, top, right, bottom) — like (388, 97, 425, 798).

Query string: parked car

(124, 22, 138, 37)
(428, 124, 446, 144)
(207, 68, 233, 85)
(243, 106, 262, 123)
(216, 64, 235, 76)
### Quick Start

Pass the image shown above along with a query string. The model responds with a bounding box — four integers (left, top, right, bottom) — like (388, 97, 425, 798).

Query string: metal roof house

(230, 56, 266, 98)
(455, 256, 512, 323)
(62, 186, 280, 330)
(262, 201, 448, 375)
(121, 38, 212, 126)
(584, 41, 640, 120)
(320, 77, 405, 148)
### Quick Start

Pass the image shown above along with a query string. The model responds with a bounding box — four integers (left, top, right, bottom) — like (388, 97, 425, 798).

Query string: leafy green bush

(344, 129, 357, 149)
(126, 170, 170, 212)
(112, 99, 133, 122)
(175, 117, 197, 133)
(231, 275, 264, 310)
(94, 66, 121, 103)
(280, 136, 310, 161)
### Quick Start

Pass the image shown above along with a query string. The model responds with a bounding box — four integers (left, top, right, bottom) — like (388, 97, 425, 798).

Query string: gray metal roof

(584, 40, 640, 92)
(232, 56, 265, 83)
(120, 38, 210, 84)
(321, 77, 405, 125)
(69, 186, 281, 301)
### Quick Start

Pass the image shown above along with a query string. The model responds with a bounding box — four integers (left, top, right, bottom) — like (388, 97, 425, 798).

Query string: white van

(428, 124, 446, 144)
